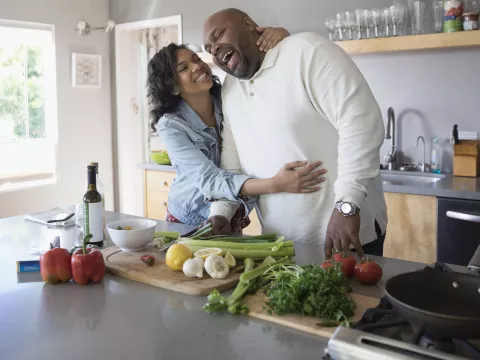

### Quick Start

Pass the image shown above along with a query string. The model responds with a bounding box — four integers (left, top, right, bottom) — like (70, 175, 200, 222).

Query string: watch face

(341, 203, 353, 214)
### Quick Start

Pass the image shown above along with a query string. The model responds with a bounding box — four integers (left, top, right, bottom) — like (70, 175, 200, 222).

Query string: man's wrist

(335, 201, 360, 216)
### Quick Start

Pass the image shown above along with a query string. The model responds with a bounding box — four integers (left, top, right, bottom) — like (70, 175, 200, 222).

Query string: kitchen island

(0, 211, 447, 360)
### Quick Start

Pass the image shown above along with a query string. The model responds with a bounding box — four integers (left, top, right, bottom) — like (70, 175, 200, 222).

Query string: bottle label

(83, 202, 104, 243)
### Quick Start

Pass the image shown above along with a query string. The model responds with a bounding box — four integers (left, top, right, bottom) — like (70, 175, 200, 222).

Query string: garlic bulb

(182, 257, 204, 278)
(204, 255, 230, 279)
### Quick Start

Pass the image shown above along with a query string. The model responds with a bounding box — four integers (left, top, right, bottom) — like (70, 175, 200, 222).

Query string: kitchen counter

(382, 171, 480, 201)
(138, 162, 174, 172)
(139, 162, 479, 201)
(0, 211, 452, 360)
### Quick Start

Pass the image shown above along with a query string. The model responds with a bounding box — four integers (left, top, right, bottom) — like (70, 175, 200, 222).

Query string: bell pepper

(71, 234, 106, 285)
(40, 245, 72, 284)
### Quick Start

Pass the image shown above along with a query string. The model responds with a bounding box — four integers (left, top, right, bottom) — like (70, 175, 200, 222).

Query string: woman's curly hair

(147, 43, 222, 131)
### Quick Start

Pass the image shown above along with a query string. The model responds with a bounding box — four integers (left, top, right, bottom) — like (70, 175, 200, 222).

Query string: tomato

(354, 258, 382, 285)
(321, 260, 334, 270)
(332, 252, 357, 277)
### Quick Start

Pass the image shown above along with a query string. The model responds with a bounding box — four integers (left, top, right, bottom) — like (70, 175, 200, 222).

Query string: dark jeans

(359, 220, 386, 257)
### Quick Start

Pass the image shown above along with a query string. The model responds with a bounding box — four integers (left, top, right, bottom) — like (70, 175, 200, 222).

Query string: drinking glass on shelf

(334, 16, 343, 41)
(325, 18, 337, 41)
(336, 12, 354, 41)
(364, 9, 374, 38)
(433, 0, 444, 33)
(391, 1, 409, 36)
(345, 11, 355, 40)
(408, 0, 427, 35)
(372, 9, 383, 38)
(354, 9, 366, 40)
(383, 8, 392, 37)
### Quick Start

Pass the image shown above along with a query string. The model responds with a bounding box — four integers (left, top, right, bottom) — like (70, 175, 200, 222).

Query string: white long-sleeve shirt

(210, 32, 387, 245)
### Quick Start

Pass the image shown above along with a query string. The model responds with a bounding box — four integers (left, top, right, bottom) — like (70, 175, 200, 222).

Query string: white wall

(110, 0, 480, 173)
(0, 0, 113, 218)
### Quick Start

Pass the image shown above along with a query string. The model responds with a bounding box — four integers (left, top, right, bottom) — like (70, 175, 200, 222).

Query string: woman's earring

(173, 90, 180, 96)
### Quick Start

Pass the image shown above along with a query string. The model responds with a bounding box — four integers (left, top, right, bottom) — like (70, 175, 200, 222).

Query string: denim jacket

(156, 96, 253, 226)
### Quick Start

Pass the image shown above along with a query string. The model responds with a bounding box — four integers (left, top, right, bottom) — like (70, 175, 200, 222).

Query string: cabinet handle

(163, 202, 167, 207)
(446, 211, 480, 223)
(163, 181, 168, 187)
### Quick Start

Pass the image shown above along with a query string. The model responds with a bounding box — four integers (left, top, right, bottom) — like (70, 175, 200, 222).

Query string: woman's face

(175, 49, 213, 97)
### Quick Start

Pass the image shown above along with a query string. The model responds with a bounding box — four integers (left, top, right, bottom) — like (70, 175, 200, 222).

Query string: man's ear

(243, 17, 257, 32)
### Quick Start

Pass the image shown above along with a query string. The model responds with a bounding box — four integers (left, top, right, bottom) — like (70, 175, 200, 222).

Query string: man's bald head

(203, 8, 263, 79)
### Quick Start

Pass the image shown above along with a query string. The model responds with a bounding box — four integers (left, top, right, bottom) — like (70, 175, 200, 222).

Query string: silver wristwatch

(335, 201, 360, 216)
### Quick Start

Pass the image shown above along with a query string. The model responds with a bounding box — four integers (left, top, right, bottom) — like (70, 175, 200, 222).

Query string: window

(0, 20, 58, 192)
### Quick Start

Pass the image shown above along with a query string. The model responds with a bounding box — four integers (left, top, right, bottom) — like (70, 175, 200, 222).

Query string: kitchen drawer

(146, 190, 169, 220)
(146, 170, 176, 192)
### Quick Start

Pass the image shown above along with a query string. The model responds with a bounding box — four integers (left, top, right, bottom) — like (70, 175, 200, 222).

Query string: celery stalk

(179, 237, 292, 250)
(186, 245, 294, 260)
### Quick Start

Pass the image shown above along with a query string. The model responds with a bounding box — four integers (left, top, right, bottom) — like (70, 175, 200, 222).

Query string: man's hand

(207, 215, 231, 235)
(324, 209, 364, 259)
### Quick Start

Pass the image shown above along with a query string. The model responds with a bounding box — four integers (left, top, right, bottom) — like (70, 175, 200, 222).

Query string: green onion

(190, 223, 213, 239)
(240, 258, 293, 284)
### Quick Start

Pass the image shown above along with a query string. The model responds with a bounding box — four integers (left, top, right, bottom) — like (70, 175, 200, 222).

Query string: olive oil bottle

(83, 164, 104, 246)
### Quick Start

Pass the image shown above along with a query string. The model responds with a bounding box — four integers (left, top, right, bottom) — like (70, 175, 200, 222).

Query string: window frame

(0, 19, 59, 193)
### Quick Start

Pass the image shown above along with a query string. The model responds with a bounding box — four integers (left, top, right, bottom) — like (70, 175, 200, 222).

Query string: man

(203, 8, 387, 258)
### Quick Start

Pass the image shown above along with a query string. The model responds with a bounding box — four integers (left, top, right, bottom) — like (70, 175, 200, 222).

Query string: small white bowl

(107, 219, 157, 252)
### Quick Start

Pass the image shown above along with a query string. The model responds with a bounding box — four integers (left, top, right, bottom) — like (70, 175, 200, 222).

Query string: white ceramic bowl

(107, 219, 157, 251)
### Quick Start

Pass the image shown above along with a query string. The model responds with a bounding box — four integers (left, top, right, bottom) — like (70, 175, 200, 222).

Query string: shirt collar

(249, 46, 280, 80)
(177, 95, 222, 132)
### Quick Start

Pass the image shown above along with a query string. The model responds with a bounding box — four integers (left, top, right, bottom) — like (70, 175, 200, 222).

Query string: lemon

(166, 243, 193, 271)
(193, 248, 222, 261)
(224, 252, 236, 268)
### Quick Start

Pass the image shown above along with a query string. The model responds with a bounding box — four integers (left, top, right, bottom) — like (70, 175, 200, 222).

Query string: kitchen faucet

(384, 107, 397, 170)
(416, 135, 426, 172)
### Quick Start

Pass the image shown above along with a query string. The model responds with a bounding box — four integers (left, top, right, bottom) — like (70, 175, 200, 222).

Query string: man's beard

(229, 47, 258, 80)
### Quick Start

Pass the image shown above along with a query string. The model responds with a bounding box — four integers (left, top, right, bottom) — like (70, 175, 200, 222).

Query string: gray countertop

(382, 171, 480, 201)
(139, 161, 480, 201)
(1, 211, 442, 360)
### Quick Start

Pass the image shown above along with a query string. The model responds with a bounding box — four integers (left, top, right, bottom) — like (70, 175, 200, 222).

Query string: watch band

(335, 201, 360, 216)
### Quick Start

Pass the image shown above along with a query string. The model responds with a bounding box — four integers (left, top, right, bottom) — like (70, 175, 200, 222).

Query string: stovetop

(325, 263, 480, 360)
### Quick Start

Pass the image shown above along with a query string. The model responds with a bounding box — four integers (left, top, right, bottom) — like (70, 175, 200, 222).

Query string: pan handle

(468, 245, 480, 273)
(446, 211, 480, 223)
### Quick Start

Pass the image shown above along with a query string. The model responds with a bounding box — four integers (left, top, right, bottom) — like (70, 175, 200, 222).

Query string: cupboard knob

(163, 181, 168, 186)
(163, 202, 167, 207)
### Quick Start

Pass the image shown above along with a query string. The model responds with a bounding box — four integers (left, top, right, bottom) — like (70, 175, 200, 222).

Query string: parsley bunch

(263, 264, 356, 325)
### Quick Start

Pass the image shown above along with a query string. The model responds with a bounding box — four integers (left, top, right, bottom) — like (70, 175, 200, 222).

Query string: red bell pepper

(40, 246, 72, 284)
(71, 234, 106, 285)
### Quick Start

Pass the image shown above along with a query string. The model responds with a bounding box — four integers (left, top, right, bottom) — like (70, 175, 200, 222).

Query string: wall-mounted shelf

(336, 31, 480, 55)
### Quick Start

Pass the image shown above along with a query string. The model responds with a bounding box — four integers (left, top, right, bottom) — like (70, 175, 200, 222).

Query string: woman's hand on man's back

(271, 161, 327, 194)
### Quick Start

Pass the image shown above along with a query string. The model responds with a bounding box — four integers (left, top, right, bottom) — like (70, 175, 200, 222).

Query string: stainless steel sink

(381, 170, 445, 186)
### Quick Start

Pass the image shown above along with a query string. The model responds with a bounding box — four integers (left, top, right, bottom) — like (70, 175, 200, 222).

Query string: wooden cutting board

(101, 245, 241, 295)
(244, 292, 379, 338)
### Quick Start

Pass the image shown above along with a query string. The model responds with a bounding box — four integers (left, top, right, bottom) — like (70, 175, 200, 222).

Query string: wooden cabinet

(144, 170, 175, 220)
(383, 193, 437, 264)
(144, 170, 262, 235)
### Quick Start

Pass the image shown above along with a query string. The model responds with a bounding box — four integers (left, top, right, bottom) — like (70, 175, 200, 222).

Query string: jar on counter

(444, 0, 465, 32)
(463, 12, 479, 30)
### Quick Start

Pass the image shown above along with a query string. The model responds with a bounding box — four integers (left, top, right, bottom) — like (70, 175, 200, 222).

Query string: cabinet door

(383, 193, 437, 263)
(145, 190, 169, 220)
(243, 208, 262, 236)
(146, 171, 175, 192)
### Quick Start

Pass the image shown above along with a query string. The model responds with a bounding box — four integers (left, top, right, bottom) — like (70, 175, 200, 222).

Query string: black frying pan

(385, 266, 480, 339)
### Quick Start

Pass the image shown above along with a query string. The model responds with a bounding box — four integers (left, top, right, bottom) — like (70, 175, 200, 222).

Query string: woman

(147, 28, 326, 233)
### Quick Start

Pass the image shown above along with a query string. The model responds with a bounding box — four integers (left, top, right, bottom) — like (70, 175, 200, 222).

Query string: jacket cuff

(334, 186, 366, 208)
(209, 201, 239, 222)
